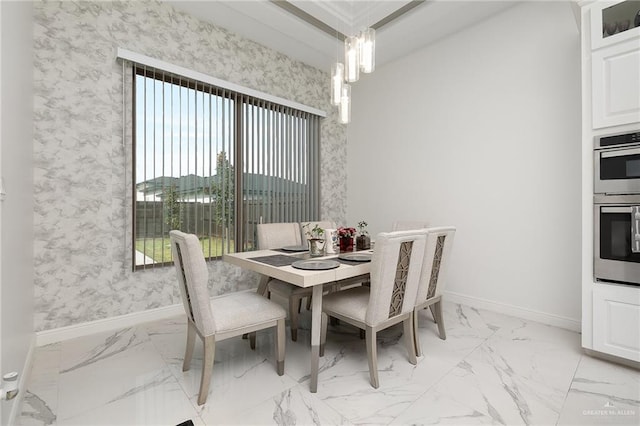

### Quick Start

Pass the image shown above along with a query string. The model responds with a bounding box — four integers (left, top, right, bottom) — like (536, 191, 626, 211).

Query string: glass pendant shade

(330, 63, 344, 106)
(344, 36, 360, 83)
(339, 84, 351, 124)
(359, 28, 375, 73)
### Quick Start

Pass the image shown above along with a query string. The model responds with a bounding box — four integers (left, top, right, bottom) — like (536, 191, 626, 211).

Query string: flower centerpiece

(303, 223, 325, 257)
(356, 220, 371, 250)
(337, 226, 356, 252)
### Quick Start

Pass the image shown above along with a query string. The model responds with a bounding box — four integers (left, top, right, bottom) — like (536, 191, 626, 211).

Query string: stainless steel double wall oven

(594, 130, 640, 286)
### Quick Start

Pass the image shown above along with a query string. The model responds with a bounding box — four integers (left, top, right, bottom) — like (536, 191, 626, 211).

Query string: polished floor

(18, 300, 640, 425)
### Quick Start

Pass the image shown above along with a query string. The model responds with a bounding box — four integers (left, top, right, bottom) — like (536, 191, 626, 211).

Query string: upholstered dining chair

(412, 226, 456, 357)
(320, 230, 428, 388)
(257, 222, 312, 342)
(169, 230, 286, 405)
(391, 220, 430, 231)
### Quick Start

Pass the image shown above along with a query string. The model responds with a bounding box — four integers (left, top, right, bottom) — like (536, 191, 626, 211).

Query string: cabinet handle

(633, 206, 640, 254)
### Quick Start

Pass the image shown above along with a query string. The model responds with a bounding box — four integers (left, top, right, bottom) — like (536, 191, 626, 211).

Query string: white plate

(338, 253, 372, 262)
(281, 245, 309, 252)
(291, 260, 340, 270)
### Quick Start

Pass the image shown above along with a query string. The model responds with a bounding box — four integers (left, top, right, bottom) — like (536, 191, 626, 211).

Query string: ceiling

(166, 1, 518, 72)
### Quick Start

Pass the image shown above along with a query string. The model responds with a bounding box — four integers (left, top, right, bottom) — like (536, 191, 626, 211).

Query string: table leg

(256, 274, 270, 296)
(309, 284, 323, 393)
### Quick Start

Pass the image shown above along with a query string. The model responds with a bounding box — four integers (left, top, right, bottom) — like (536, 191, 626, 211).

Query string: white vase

(324, 229, 338, 254)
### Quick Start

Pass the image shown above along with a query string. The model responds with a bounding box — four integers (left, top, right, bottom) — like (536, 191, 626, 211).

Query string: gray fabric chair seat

(212, 291, 286, 334)
(321, 286, 370, 323)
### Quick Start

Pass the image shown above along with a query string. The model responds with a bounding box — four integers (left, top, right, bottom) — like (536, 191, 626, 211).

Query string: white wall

(1, 1, 35, 423)
(347, 1, 582, 326)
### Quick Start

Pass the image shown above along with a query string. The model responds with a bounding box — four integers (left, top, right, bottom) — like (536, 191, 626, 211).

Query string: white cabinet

(590, 0, 640, 50)
(593, 284, 640, 362)
(592, 38, 640, 128)
(582, 1, 640, 364)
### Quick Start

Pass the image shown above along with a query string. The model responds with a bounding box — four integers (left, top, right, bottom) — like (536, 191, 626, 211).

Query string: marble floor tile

(212, 384, 352, 425)
(56, 327, 169, 420)
(392, 320, 584, 426)
(16, 301, 640, 426)
(19, 343, 62, 426)
(191, 354, 300, 423)
(557, 354, 640, 425)
(56, 371, 202, 426)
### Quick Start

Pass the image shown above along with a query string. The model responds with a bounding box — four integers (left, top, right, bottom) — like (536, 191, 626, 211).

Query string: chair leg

(433, 301, 446, 340)
(429, 304, 438, 323)
(306, 295, 312, 311)
(276, 319, 285, 375)
(289, 296, 299, 342)
(320, 312, 328, 357)
(197, 335, 215, 406)
(403, 317, 417, 365)
(365, 326, 379, 388)
(249, 332, 256, 350)
(412, 310, 422, 357)
(183, 321, 196, 371)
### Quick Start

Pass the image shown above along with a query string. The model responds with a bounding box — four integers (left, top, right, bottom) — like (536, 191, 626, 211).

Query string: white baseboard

(34, 291, 582, 346)
(444, 291, 582, 333)
(36, 304, 184, 346)
(8, 334, 36, 426)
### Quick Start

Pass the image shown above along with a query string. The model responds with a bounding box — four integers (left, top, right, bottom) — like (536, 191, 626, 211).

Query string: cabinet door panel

(592, 38, 640, 129)
(593, 284, 640, 362)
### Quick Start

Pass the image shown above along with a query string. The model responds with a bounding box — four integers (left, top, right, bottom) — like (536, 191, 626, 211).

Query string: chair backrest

(391, 221, 430, 231)
(300, 221, 337, 242)
(169, 230, 216, 336)
(366, 230, 428, 326)
(256, 222, 302, 249)
(416, 227, 456, 305)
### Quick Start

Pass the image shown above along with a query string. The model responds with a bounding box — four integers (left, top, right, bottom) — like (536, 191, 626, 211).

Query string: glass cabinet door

(591, 0, 640, 50)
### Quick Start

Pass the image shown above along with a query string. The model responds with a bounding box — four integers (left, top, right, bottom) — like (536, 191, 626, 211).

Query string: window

(133, 64, 321, 269)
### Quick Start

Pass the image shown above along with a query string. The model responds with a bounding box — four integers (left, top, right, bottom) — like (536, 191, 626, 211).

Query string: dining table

(223, 248, 372, 392)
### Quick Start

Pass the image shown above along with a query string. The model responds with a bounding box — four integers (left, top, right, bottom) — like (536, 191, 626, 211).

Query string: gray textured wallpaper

(33, 0, 347, 331)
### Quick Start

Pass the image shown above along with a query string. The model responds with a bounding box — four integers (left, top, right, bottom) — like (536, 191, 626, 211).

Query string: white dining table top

(223, 249, 372, 288)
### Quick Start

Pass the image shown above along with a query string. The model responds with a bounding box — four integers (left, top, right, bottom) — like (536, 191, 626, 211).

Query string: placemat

(248, 254, 298, 267)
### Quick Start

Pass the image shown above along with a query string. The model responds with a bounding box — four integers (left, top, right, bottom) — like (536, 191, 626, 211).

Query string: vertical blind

(130, 62, 321, 270)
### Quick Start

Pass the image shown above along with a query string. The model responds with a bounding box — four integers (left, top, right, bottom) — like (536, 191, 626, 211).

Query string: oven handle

(600, 206, 632, 213)
(600, 146, 640, 158)
(633, 206, 640, 254)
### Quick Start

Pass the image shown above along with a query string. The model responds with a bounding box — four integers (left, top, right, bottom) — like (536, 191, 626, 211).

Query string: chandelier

(331, 27, 376, 124)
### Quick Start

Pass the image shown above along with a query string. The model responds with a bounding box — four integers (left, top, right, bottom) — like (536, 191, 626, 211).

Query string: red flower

(337, 227, 357, 238)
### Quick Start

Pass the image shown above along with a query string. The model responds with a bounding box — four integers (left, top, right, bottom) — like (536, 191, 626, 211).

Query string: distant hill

(136, 173, 307, 199)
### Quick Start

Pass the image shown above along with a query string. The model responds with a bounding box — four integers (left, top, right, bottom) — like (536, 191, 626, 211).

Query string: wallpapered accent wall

(33, 0, 347, 332)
